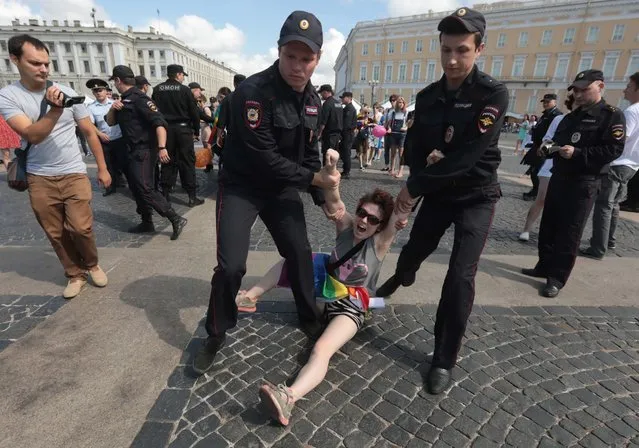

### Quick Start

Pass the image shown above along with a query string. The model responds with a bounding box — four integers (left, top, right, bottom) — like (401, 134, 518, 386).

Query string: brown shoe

(63, 278, 87, 299)
(89, 266, 108, 287)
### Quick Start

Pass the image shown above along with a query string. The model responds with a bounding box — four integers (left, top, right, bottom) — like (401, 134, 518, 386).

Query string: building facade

(0, 18, 236, 97)
(335, 0, 639, 113)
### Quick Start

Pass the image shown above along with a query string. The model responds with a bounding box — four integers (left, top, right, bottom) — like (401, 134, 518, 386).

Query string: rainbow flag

(322, 274, 349, 300)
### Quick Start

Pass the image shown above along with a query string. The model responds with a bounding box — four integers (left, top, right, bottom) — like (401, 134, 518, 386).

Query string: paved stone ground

(132, 304, 639, 448)
(0, 294, 65, 352)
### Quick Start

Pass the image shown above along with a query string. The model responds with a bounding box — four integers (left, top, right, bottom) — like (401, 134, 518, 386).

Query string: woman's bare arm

(323, 149, 353, 233)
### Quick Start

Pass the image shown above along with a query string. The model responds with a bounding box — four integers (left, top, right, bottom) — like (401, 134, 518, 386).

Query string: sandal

(236, 290, 258, 313)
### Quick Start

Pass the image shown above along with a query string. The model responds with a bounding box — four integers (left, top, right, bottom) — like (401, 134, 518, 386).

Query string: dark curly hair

(357, 189, 395, 231)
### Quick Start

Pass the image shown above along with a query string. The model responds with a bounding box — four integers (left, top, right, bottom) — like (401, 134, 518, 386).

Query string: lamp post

(368, 79, 379, 105)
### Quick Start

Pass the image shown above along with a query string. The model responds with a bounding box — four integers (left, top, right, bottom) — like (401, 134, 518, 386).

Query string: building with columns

(335, 0, 639, 113)
(0, 18, 236, 97)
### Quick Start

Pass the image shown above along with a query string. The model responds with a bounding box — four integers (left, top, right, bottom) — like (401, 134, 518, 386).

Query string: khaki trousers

(27, 173, 99, 279)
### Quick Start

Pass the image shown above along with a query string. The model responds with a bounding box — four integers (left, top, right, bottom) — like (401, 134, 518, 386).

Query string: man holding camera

(0, 34, 111, 299)
(522, 70, 626, 298)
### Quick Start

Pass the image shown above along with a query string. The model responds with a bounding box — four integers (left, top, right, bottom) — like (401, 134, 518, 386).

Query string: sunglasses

(356, 207, 382, 225)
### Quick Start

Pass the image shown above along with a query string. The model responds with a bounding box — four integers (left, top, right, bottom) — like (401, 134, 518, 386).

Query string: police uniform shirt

(151, 79, 200, 135)
(405, 66, 509, 198)
(114, 88, 168, 149)
(88, 98, 122, 140)
(221, 60, 324, 202)
(320, 96, 343, 134)
(551, 100, 626, 176)
(343, 102, 357, 131)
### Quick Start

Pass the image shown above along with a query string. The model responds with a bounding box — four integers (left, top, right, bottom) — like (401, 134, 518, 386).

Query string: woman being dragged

(236, 149, 410, 426)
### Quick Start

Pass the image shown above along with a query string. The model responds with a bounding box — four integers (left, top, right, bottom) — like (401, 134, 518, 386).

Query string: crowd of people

(1, 5, 638, 432)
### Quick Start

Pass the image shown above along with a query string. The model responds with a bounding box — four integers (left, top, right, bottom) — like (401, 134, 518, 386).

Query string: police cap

(188, 82, 204, 91)
(278, 10, 323, 53)
(438, 7, 486, 38)
(540, 93, 558, 102)
(167, 64, 188, 77)
(86, 78, 109, 90)
(568, 69, 604, 91)
(108, 65, 135, 81)
(135, 75, 151, 87)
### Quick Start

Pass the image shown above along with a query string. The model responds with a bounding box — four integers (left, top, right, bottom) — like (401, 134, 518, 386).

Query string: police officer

(521, 93, 563, 200)
(86, 78, 128, 196)
(193, 10, 340, 375)
(188, 82, 216, 126)
(318, 84, 343, 160)
(135, 75, 151, 95)
(376, 7, 509, 394)
(105, 65, 188, 240)
(522, 69, 625, 297)
(152, 64, 204, 207)
(339, 91, 357, 178)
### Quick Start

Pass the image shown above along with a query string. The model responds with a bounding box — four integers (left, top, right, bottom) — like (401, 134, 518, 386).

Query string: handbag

(7, 80, 52, 192)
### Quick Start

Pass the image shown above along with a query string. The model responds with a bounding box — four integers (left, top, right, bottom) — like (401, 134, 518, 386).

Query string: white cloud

(313, 28, 346, 87)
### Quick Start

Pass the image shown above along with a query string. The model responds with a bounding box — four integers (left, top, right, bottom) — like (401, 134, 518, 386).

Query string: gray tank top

(329, 227, 383, 292)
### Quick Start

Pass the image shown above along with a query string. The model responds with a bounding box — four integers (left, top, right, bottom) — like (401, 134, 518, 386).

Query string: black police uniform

(319, 93, 343, 157)
(533, 95, 625, 293)
(340, 98, 357, 175)
(151, 67, 201, 202)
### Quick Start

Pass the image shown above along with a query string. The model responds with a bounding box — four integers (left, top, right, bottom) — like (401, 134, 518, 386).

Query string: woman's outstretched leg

(236, 259, 285, 312)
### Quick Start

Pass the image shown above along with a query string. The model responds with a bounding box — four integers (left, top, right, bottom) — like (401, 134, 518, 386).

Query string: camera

(61, 92, 85, 108)
(540, 140, 562, 156)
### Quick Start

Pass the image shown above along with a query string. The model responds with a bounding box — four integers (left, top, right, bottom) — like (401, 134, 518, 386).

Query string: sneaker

(518, 231, 530, 242)
(579, 247, 603, 260)
(608, 241, 617, 250)
(63, 278, 87, 299)
(259, 383, 295, 426)
(236, 290, 258, 313)
(89, 266, 108, 287)
(188, 197, 205, 207)
(192, 335, 226, 376)
(169, 216, 188, 240)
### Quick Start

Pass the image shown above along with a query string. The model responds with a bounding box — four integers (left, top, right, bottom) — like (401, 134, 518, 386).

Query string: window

(612, 24, 625, 42)
(385, 63, 393, 82)
(139, 65, 145, 76)
(4, 59, 10, 70)
(46, 42, 55, 53)
(150, 65, 156, 77)
(412, 63, 420, 81)
(491, 58, 503, 77)
(554, 57, 570, 80)
(603, 53, 619, 79)
(497, 33, 506, 48)
(375, 43, 382, 55)
(148, 50, 154, 59)
(512, 56, 526, 77)
(388, 42, 395, 54)
(69, 81, 75, 90)
(52, 60, 59, 72)
(563, 28, 576, 44)
(161, 65, 167, 77)
(508, 90, 516, 112)
(63, 42, 71, 53)
(0, 40, 7, 52)
(79, 43, 87, 54)
(398, 63, 407, 82)
(401, 40, 408, 53)
(410, 94, 416, 104)
(578, 53, 593, 72)
(416, 39, 423, 53)
(541, 30, 552, 46)
(96, 43, 103, 54)
(159, 50, 165, 59)
(518, 32, 528, 47)
(426, 61, 436, 82)
(372, 65, 380, 81)
(534, 56, 548, 78)
(99, 61, 106, 73)
(476, 57, 485, 72)
(67, 60, 74, 73)
(359, 94, 365, 104)
(586, 26, 599, 43)
(362, 43, 368, 56)
(430, 38, 438, 52)
(83, 60, 90, 73)
(359, 64, 367, 81)
(527, 95, 538, 113)
(137, 50, 143, 59)
(627, 54, 639, 76)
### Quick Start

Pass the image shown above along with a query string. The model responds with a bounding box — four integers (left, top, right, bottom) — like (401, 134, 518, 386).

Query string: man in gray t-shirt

(0, 34, 111, 299)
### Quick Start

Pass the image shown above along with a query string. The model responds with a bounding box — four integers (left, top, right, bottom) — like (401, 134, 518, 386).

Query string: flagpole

(157, 9, 161, 34)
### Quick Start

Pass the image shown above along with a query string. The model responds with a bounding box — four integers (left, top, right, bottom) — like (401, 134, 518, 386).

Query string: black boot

(168, 211, 187, 240)
(128, 219, 155, 233)
(162, 188, 171, 203)
(188, 195, 204, 207)
(426, 367, 452, 395)
(192, 335, 226, 376)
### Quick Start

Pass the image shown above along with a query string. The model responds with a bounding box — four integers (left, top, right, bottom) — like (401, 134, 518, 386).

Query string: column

(88, 43, 98, 76)
(54, 42, 65, 74)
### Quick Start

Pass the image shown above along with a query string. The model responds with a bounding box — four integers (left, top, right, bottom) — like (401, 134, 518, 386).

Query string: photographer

(0, 34, 111, 299)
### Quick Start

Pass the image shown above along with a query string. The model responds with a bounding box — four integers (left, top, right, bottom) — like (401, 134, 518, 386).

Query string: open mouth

(356, 223, 367, 232)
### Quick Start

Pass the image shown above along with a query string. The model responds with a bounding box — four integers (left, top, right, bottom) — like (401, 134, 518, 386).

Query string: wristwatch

(158, 146, 166, 150)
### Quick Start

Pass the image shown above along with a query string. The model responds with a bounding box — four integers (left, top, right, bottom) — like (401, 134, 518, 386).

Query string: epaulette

(477, 72, 505, 90)
(416, 81, 439, 99)
(605, 104, 618, 113)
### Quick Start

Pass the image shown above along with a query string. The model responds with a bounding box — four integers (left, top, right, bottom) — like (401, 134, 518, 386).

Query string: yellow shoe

(63, 279, 87, 299)
(89, 266, 108, 287)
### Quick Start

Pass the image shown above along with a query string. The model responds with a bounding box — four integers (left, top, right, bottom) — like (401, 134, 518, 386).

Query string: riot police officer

(376, 7, 509, 394)
(339, 91, 357, 178)
(522, 69, 626, 297)
(106, 65, 187, 240)
(318, 84, 343, 159)
(193, 10, 339, 376)
(152, 64, 204, 207)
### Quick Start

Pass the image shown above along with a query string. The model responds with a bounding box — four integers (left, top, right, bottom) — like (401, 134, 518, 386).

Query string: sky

(0, 0, 481, 85)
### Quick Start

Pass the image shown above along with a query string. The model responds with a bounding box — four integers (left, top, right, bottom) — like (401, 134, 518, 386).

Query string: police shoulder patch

(147, 101, 158, 112)
(478, 105, 500, 134)
(611, 124, 625, 141)
(244, 100, 262, 130)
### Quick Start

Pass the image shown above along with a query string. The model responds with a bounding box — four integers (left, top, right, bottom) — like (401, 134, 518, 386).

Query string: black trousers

(321, 133, 341, 160)
(205, 182, 320, 337)
(160, 125, 196, 195)
(529, 161, 544, 195)
(103, 138, 128, 184)
(625, 171, 639, 207)
(394, 191, 497, 370)
(128, 148, 173, 220)
(536, 175, 600, 287)
(339, 131, 354, 174)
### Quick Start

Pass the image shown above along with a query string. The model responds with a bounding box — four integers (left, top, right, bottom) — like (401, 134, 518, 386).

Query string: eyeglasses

(356, 207, 382, 225)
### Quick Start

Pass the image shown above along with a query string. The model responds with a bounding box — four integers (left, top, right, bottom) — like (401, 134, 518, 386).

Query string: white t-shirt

(611, 102, 639, 171)
(0, 81, 88, 176)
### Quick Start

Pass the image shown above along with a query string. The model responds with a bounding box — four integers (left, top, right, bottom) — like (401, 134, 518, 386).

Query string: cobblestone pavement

(0, 294, 66, 352)
(132, 304, 639, 448)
